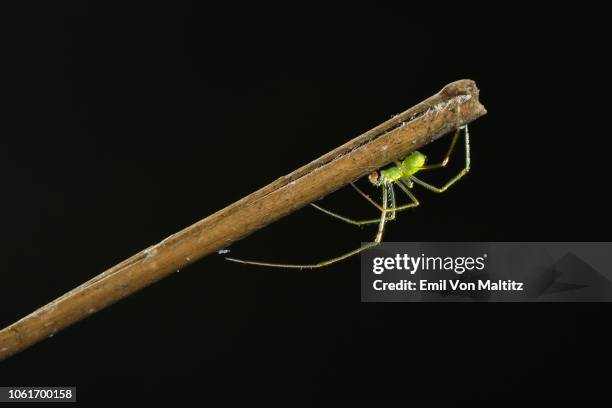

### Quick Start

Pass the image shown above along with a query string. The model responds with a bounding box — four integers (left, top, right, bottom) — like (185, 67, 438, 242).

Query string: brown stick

(0, 79, 486, 361)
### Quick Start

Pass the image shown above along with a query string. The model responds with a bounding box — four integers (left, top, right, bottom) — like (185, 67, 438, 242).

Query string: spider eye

(368, 171, 380, 185)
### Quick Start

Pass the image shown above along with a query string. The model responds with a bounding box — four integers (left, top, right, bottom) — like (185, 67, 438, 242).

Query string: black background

(2, 6, 610, 406)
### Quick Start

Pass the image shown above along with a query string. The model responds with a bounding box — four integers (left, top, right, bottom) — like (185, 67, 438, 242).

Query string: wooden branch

(0, 79, 487, 361)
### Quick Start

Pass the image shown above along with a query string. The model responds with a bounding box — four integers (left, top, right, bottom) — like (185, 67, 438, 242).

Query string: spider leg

(349, 182, 416, 213)
(310, 181, 395, 226)
(411, 125, 470, 193)
(419, 126, 463, 170)
(310, 178, 397, 227)
(394, 180, 420, 208)
(350, 182, 384, 211)
(310, 203, 386, 226)
(225, 183, 391, 268)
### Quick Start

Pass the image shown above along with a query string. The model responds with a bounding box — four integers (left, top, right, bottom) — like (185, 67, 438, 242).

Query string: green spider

(226, 125, 471, 268)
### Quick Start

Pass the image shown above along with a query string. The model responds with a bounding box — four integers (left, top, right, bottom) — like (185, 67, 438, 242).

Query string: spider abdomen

(400, 151, 427, 178)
